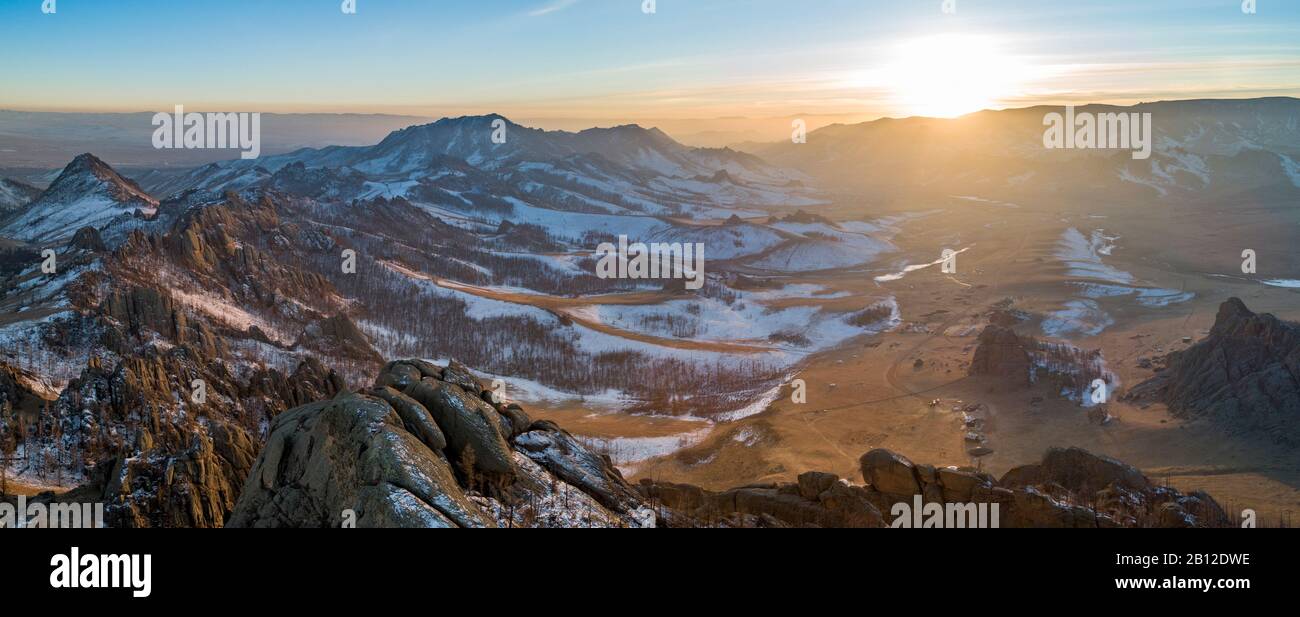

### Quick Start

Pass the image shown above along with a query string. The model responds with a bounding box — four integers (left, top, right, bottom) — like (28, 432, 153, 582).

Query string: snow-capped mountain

(269, 114, 796, 180)
(0, 178, 41, 218)
(1, 153, 159, 243)
(754, 97, 1300, 204)
(138, 115, 820, 216)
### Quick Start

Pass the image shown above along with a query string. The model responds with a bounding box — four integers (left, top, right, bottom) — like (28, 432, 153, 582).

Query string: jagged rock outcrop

(12, 344, 342, 527)
(296, 313, 383, 367)
(69, 226, 107, 252)
(1128, 298, 1300, 446)
(228, 359, 650, 528)
(99, 285, 221, 357)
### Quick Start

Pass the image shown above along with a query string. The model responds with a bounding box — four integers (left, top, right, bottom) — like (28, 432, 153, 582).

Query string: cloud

(529, 0, 580, 17)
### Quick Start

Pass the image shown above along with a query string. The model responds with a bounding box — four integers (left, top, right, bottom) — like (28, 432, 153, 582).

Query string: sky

(1, 0, 1299, 137)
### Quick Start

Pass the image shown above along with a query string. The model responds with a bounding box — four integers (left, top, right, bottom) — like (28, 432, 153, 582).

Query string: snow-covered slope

(1, 153, 159, 243)
(142, 115, 820, 216)
(0, 177, 41, 218)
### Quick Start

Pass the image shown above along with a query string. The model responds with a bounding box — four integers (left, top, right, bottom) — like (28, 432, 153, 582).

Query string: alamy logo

(1241, 249, 1257, 274)
(1, 496, 104, 528)
(1089, 378, 1108, 405)
(50, 547, 151, 598)
(890, 495, 1000, 528)
(595, 235, 705, 290)
(940, 248, 958, 274)
(152, 105, 262, 159)
(791, 119, 807, 144)
(1042, 105, 1152, 160)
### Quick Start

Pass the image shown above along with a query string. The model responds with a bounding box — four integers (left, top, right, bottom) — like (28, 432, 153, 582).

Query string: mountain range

(2, 98, 1298, 526)
(752, 97, 1300, 205)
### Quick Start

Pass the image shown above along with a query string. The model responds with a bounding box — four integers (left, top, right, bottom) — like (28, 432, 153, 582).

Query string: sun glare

(883, 34, 1027, 118)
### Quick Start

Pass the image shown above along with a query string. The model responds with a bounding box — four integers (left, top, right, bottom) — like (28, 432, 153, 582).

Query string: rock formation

(969, 325, 1033, 384)
(1128, 297, 1300, 446)
(970, 324, 1115, 400)
(228, 359, 652, 528)
(23, 345, 344, 527)
(9, 354, 1234, 528)
(639, 445, 1228, 528)
(857, 446, 1227, 528)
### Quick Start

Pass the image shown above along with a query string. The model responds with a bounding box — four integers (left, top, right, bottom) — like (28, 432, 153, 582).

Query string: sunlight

(883, 34, 1029, 118)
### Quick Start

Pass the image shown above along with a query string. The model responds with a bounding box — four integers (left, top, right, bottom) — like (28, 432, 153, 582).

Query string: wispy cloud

(529, 0, 579, 17)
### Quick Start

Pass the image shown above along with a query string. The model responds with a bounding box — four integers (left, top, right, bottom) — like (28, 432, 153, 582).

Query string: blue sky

(1, 0, 1298, 124)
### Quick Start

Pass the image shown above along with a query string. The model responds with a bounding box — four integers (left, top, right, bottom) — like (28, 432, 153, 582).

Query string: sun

(883, 34, 1027, 118)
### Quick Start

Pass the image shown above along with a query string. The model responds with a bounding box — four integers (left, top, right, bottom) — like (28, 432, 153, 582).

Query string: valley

(534, 197, 1300, 524)
(2, 100, 1299, 527)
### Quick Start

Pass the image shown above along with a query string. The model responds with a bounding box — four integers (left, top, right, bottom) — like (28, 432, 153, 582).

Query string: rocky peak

(52, 153, 158, 208)
(0, 153, 159, 243)
(68, 226, 107, 252)
(1214, 296, 1254, 329)
(1128, 298, 1300, 446)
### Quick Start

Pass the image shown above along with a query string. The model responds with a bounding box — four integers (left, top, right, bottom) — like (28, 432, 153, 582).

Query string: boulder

(937, 468, 986, 502)
(859, 449, 921, 496)
(500, 404, 532, 439)
(402, 359, 444, 380)
(368, 385, 447, 452)
(797, 471, 839, 500)
(228, 392, 492, 528)
(375, 361, 421, 390)
(441, 359, 484, 394)
(515, 425, 644, 514)
(403, 379, 515, 478)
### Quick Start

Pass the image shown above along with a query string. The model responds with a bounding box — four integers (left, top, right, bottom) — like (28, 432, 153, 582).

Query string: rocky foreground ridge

(223, 358, 1231, 528)
(228, 359, 650, 528)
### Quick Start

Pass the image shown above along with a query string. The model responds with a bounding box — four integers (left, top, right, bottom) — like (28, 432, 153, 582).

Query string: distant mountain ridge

(135, 113, 819, 219)
(751, 97, 1300, 204)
